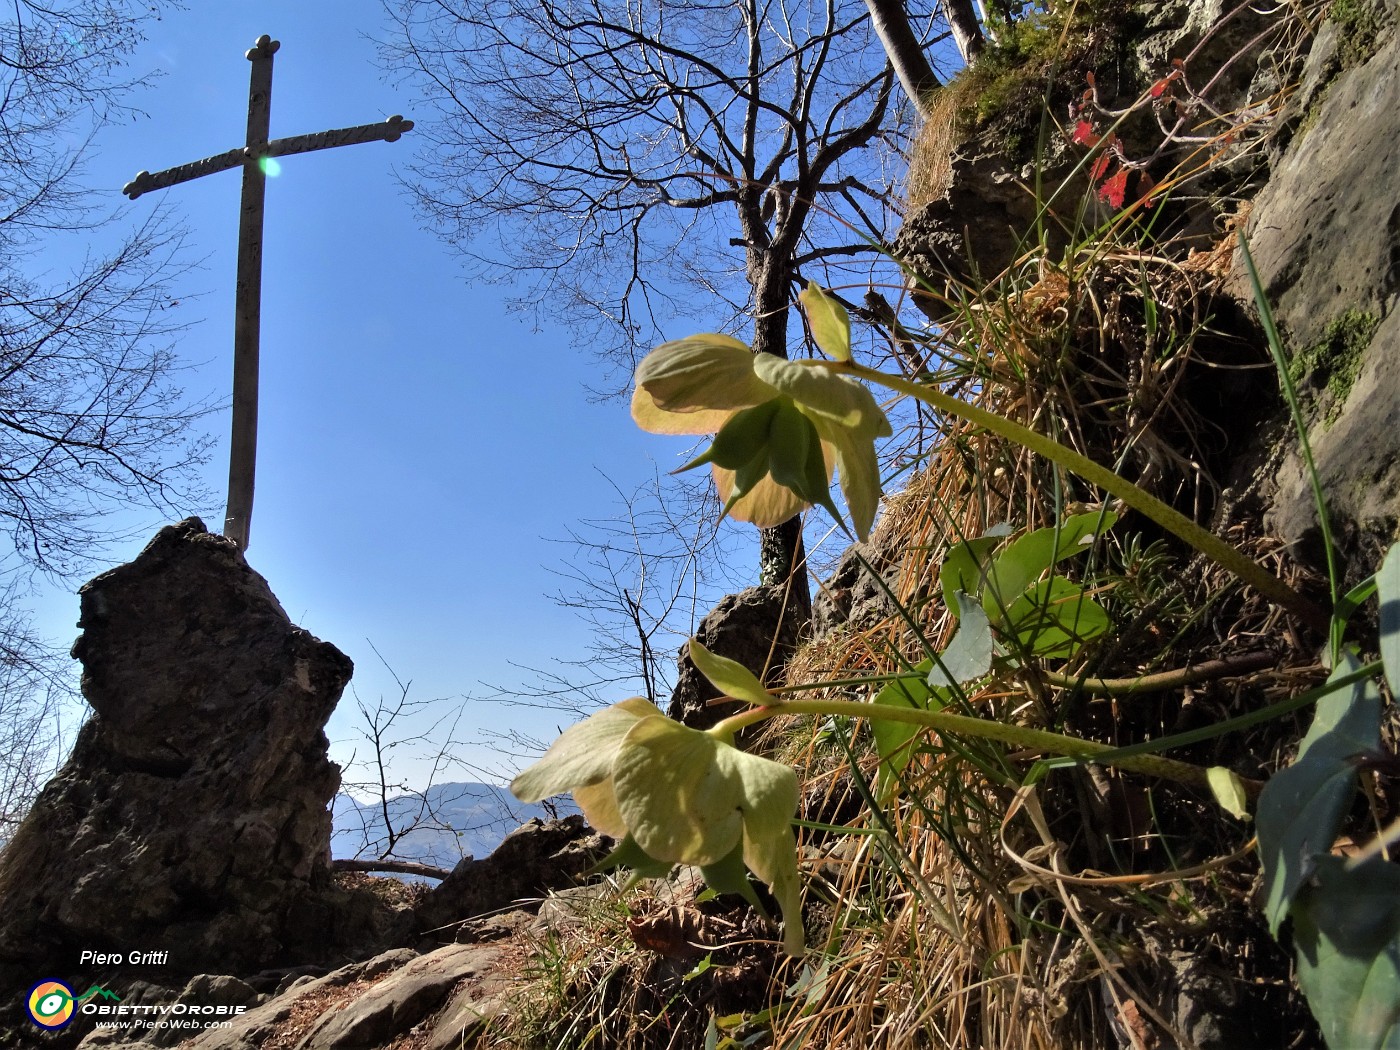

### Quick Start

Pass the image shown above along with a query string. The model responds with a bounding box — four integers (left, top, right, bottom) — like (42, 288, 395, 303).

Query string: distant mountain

(331, 782, 577, 874)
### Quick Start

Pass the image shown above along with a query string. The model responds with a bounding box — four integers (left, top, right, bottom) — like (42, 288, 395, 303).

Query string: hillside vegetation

(484, 2, 1399, 1048)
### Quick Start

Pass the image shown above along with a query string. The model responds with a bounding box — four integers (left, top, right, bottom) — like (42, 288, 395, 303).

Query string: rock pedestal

(0, 518, 354, 990)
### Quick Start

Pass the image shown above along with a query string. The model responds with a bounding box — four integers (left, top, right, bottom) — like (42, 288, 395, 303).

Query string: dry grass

(904, 81, 980, 211)
(485, 5, 1340, 1046)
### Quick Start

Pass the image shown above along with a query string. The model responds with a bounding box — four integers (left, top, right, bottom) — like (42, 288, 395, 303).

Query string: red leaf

(1086, 71, 1097, 89)
(1090, 153, 1113, 181)
(1151, 69, 1182, 98)
(1098, 168, 1129, 209)
(1072, 120, 1100, 146)
(1136, 170, 1157, 208)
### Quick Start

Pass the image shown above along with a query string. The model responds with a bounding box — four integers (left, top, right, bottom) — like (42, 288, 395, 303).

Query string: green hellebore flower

(511, 694, 805, 955)
(632, 334, 891, 539)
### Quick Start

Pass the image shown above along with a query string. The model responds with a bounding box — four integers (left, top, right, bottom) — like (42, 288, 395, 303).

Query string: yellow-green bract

(510, 689, 805, 955)
(631, 333, 890, 539)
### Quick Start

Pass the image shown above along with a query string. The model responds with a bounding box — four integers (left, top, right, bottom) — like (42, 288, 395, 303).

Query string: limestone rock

(667, 584, 806, 730)
(414, 816, 610, 936)
(1233, 22, 1400, 570)
(0, 518, 353, 996)
(811, 544, 896, 638)
(290, 944, 499, 1050)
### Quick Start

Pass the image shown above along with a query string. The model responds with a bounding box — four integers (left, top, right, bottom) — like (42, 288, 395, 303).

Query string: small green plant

(1255, 544, 1399, 1049)
(515, 281, 1330, 960)
(1331, 0, 1388, 67)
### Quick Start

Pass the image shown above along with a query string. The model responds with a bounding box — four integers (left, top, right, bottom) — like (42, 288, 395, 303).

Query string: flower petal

(633, 334, 774, 426)
(752, 356, 884, 432)
(631, 387, 738, 436)
(510, 696, 663, 803)
(713, 745, 804, 956)
(612, 716, 744, 866)
(574, 779, 629, 839)
(810, 413, 884, 541)
(713, 466, 808, 528)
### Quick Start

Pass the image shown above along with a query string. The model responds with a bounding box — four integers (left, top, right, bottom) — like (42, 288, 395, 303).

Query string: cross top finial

(246, 35, 280, 61)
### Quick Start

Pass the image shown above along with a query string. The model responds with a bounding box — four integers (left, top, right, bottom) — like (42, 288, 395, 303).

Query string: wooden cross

(123, 35, 412, 551)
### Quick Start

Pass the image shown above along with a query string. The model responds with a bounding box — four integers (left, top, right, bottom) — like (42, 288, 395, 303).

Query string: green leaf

(699, 838, 767, 915)
(1003, 577, 1110, 658)
(1379, 544, 1399, 698)
(585, 833, 675, 881)
(1292, 855, 1400, 1049)
(799, 281, 852, 362)
(982, 511, 1117, 620)
(871, 660, 938, 796)
(689, 639, 772, 706)
(928, 593, 995, 687)
(807, 409, 880, 541)
(1257, 652, 1383, 935)
(1206, 766, 1251, 821)
(769, 401, 843, 524)
(939, 533, 1007, 614)
(683, 399, 781, 472)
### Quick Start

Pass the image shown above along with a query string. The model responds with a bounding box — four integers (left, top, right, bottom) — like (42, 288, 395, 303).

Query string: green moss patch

(1330, 0, 1389, 68)
(1289, 309, 1379, 424)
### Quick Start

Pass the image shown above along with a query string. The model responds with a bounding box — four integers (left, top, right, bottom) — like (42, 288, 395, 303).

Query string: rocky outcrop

(667, 584, 806, 730)
(1232, 14, 1400, 571)
(168, 944, 509, 1050)
(811, 544, 897, 638)
(415, 815, 610, 937)
(0, 518, 353, 996)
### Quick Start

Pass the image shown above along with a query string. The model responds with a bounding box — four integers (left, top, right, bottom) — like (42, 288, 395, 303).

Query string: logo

(26, 981, 120, 1029)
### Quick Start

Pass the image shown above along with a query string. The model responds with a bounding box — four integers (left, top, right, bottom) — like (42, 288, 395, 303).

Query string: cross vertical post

(226, 35, 278, 552)
(122, 34, 413, 552)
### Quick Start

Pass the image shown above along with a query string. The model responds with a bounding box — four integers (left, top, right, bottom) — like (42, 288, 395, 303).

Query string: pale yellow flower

(631, 333, 890, 539)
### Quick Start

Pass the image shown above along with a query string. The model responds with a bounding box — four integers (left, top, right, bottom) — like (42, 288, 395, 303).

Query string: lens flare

(259, 156, 282, 177)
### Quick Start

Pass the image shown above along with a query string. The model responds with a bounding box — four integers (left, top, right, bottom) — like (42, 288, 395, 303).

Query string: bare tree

(2, 2, 210, 576)
(0, 588, 68, 841)
(383, 0, 956, 591)
(0, 0, 210, 825)
(333, 646, 561, 876)
(531, 470, 748, 709)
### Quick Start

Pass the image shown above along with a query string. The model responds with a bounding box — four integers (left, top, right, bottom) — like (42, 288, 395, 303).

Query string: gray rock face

(893, 143, 1086, 320)
(101, 944, 512, 1050)
(811, 544, 896, 638)
(1234, 20, 1400, 568)
(415, 815, 610, 936)
(667, 584, 806, 730)
(0, 518, 354, 990)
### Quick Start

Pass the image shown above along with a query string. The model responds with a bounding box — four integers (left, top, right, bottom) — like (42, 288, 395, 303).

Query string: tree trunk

(747, 237, 812, 617)
(864, 0, 942, 119)
(944, 0, 986, 63)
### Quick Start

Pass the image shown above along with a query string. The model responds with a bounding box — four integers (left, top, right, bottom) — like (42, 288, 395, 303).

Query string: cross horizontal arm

(121, 115, 414, 200)
(266, 114, 414, 159)
(123, 149, 245, 199)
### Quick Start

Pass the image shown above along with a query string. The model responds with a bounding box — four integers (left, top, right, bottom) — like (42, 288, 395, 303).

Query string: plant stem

(711, 698, 1215, 790)
(839, 360, 1328, 630)
(1036, 650, 1279, 695)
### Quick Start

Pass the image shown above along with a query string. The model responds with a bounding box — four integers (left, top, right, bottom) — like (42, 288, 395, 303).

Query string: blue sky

(31, 0, 716, 788)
